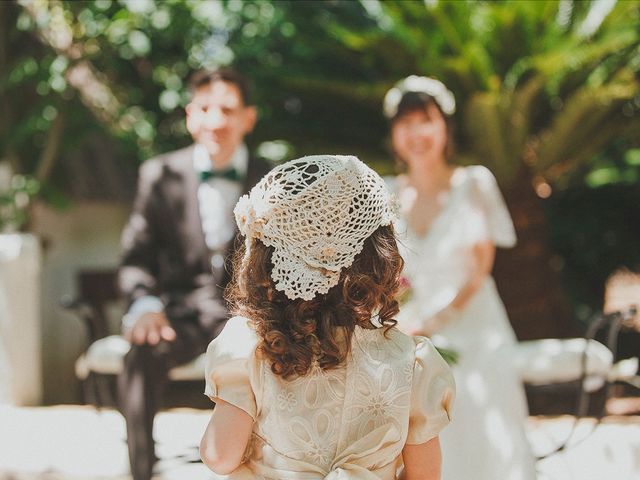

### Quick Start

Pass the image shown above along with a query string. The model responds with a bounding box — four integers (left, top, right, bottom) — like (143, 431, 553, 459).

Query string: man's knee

(122, 342, 171, 375)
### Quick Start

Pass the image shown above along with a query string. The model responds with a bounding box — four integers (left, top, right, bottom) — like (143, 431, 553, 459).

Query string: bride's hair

(226, 225, 403, 380)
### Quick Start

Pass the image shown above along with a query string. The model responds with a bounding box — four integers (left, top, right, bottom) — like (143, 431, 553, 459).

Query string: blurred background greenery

(1, 0, 639, 341)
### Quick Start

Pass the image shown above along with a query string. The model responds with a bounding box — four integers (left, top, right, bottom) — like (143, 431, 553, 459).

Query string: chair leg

(95, 374, 118, 408)
(82, 372, 100, 407)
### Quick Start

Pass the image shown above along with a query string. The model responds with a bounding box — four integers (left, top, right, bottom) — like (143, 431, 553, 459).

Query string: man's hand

(124, 312, 177, 345)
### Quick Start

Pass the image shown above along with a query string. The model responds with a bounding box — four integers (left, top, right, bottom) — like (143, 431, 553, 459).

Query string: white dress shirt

(193, 143, 247, 255)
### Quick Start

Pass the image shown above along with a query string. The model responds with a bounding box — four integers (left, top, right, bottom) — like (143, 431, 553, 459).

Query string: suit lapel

(243, 155, 269, 195)
(216, 155, 270, 282)
(163, 150, 269, 276)
(167, 145, 209, 268)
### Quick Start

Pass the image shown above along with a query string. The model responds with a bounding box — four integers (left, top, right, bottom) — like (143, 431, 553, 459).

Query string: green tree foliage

(320, 0, 640, 335)
(1, 0, 638, 334)
(5, 1, 637, 186)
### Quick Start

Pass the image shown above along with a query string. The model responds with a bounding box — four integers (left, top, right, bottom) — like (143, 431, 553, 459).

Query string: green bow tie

(199, 167, 241, 183)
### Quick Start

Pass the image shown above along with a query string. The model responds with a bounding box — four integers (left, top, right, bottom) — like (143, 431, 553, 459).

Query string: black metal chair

(61, 270, 209, 409)
(518, 307, 639, 459)
(61, 269, 208, 470)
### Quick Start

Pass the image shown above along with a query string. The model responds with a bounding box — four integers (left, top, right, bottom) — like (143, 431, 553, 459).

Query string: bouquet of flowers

(396, 275, 414, 306)
(430, 339, 459, 366)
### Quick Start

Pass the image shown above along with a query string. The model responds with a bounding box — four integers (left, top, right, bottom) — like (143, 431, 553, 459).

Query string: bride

(384, 76, 537, 480)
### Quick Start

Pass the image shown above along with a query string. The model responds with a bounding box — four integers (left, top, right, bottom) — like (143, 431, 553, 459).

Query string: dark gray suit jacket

(118, 144, 271, 339)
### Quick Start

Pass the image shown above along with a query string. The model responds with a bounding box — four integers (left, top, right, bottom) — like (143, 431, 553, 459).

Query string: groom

(117, 68, 271, 480)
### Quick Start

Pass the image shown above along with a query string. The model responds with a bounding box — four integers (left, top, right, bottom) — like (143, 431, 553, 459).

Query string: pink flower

(397, 276, 413, 306)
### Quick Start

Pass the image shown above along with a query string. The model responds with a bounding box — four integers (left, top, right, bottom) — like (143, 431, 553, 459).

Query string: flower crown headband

(234, 155, 398, 301)
(383, 75, 456, 119)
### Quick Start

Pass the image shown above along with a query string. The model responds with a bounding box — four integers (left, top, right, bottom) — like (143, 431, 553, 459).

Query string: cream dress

(204, 316, 455, 479)
(391, 165, 537, 480)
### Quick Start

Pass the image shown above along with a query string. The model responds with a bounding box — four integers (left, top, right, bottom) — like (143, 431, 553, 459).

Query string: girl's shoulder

(362, 325, 454, 367)
(389, 328, 447, 365)
(219, 315, 256, 340)
(206, 316, 258, 361)
(203, 316, 260, 419)
(353, 325, 421, 361)
(412, 335, 450, 365)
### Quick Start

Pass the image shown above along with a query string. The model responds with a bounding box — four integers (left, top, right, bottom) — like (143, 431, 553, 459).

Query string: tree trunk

(493, 167, 578, 340)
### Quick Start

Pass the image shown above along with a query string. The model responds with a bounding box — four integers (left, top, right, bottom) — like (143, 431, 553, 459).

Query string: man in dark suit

(117, 68, 271, 480)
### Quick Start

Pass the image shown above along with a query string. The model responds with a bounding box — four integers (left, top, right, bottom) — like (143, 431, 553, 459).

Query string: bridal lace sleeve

(406, 337, 456, 445)
(204, 316, 261, 420)
(467, 165, 517, 248)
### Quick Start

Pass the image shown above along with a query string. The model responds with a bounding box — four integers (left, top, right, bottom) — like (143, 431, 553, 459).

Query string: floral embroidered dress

(391, 165, 537, 480)
(204, 316, 455, 479)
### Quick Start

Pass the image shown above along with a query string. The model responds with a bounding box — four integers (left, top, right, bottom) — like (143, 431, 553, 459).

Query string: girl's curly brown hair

(226, 224, 404, 379)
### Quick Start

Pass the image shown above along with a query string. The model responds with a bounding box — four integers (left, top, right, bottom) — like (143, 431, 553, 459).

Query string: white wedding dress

(391, 166, 537, 480)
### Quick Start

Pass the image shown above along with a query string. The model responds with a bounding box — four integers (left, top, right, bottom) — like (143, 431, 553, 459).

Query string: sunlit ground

(0, 405, 638, 480)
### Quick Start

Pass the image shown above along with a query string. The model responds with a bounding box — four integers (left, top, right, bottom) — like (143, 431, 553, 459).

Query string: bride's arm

(450, 240, 495, 310)
(416, 241, 495, 336)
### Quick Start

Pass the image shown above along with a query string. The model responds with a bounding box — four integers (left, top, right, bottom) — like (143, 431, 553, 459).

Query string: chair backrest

(76, 270, 120, 341)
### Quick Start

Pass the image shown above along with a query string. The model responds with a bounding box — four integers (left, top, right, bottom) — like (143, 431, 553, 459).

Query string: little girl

(200, 155, 455, 479)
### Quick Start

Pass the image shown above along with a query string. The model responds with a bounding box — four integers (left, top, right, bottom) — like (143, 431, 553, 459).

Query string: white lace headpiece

(383, 75, 456, 118)
(234, 155, 398, 301)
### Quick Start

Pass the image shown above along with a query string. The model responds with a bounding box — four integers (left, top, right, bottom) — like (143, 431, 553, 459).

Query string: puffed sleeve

(466, 166, 517, 248)
(406, 337, 456, 445)
(204, 316, 261, 420)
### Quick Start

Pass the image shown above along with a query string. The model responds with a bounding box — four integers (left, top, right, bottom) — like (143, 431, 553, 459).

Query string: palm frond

(535, 80, 640, 173)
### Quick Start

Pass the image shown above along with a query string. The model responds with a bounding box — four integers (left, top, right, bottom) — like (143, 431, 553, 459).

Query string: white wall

(31, 201, 130, 404)
(0, 234, 41, 405)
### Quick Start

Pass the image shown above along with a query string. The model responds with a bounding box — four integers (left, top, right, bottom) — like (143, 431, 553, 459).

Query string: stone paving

(0, 405, 638, 480)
